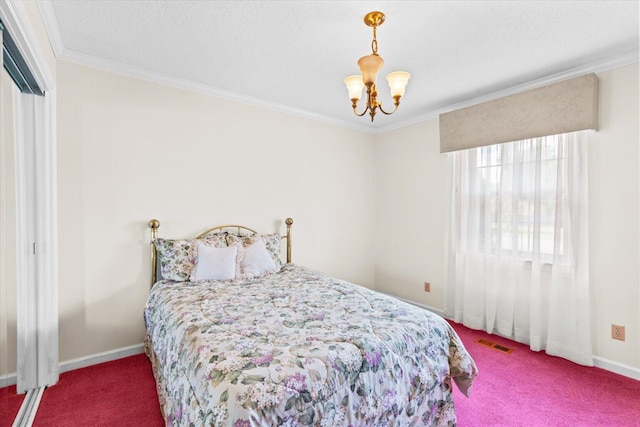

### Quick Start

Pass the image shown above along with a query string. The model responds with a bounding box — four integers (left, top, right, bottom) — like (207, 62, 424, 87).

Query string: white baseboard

(378, 292, 640, 382)
(0, 343, 145, 388)
(392, 295, 445, 318)
(375, 290, 445, 318)
(59, 343, 145, 374)
(0, 372, 17, 387)
(593, 356, 640, 381)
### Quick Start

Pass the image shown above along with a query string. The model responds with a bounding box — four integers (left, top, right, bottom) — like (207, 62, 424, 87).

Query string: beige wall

(56, 61, 375, 362)
(373, 119, 448, 307)
(588, 64, 639, 368)
(374, 62, 640, 372)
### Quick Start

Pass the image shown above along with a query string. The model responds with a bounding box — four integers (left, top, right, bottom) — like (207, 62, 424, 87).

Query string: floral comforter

(144, 264, 477, 426)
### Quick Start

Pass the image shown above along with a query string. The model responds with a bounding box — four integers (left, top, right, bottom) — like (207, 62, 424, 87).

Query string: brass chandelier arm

(377, 104, 398, 116)
(351, 85, 377, 120)
(378, 96, 401, 116)
(352, 103, 369, 117)
(352, 89, 401, 120)
(351, 91, 370, 117)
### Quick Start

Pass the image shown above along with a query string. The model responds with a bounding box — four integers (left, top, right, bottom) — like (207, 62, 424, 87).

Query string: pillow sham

(199, 232, 228, 247)
(153, 238, 195, 282)
(153, 234, 227, 282)
(239, 239, 277, 279)
(190, 243, 238, 282)
(227, 233, 284, 270)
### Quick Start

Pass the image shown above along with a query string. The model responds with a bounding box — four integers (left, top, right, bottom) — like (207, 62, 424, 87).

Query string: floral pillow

(154, 233, 227, 282)
(154, 238, 194, 282)
(226, 233, 284, 271)
(199, 232, 228, 247)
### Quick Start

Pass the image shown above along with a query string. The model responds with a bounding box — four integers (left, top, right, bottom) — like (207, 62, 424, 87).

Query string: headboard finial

(149, 219, 160, 287)
(285, 218, 293, 264)
(149, 219, 160, 241)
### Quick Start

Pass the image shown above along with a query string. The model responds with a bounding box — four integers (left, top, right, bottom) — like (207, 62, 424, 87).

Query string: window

(467, 136, 566, 261)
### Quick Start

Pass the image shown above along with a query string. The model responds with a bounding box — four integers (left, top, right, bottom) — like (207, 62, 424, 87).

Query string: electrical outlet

(424, 282, 430, 292)
(612, 325, 625, 341)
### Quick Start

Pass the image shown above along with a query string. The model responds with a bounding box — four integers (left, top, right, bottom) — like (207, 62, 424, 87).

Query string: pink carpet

(0, 385, 25, 427)
(32, 353, 163, 426)
(450, 321, 640, 426)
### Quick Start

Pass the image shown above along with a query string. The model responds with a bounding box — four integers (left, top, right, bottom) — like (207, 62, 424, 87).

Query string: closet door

(0, 13, 58, 394)
(0, 33, 20, 389)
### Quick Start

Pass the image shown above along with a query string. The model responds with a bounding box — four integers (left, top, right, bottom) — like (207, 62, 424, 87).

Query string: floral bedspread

(144, 264, 477, 426)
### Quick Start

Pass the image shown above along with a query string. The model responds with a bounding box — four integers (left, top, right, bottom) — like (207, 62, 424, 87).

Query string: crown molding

(36, 0, 64, 57)
(57, 47, 376, 134)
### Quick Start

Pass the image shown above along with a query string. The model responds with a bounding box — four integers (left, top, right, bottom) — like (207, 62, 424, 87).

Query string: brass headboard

(148, 218, 293, 287)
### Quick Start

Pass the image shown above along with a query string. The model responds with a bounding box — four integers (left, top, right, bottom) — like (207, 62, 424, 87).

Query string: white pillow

(241, 239, 277, 278)
(190, 244, 238, 281)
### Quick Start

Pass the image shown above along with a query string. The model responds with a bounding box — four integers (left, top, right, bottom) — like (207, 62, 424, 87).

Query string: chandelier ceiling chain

(344, 11, 410, 122)
(371, 25, 378, 55)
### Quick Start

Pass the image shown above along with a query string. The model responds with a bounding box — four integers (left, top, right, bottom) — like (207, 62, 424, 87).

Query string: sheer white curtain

(445, 131, 592, 366)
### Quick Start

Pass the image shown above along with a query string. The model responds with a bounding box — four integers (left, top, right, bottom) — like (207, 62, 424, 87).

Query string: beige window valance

(439, 73, 599, 153)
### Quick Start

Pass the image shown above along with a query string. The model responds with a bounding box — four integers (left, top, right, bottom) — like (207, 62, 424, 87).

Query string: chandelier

(344, 11, 411, 122)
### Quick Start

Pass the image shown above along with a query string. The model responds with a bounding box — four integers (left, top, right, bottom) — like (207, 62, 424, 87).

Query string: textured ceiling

(41, 1, 639, 132)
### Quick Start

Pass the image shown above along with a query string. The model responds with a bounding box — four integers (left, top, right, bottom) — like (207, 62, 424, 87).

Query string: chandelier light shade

(358, 54, 384, 86)
(344, 75, 365, 101)
(387, 71, 411, 98)
(344, 11, 410, 122)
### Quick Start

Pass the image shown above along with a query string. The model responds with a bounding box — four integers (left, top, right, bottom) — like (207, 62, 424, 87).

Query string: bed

(144, 218, 477, 426)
